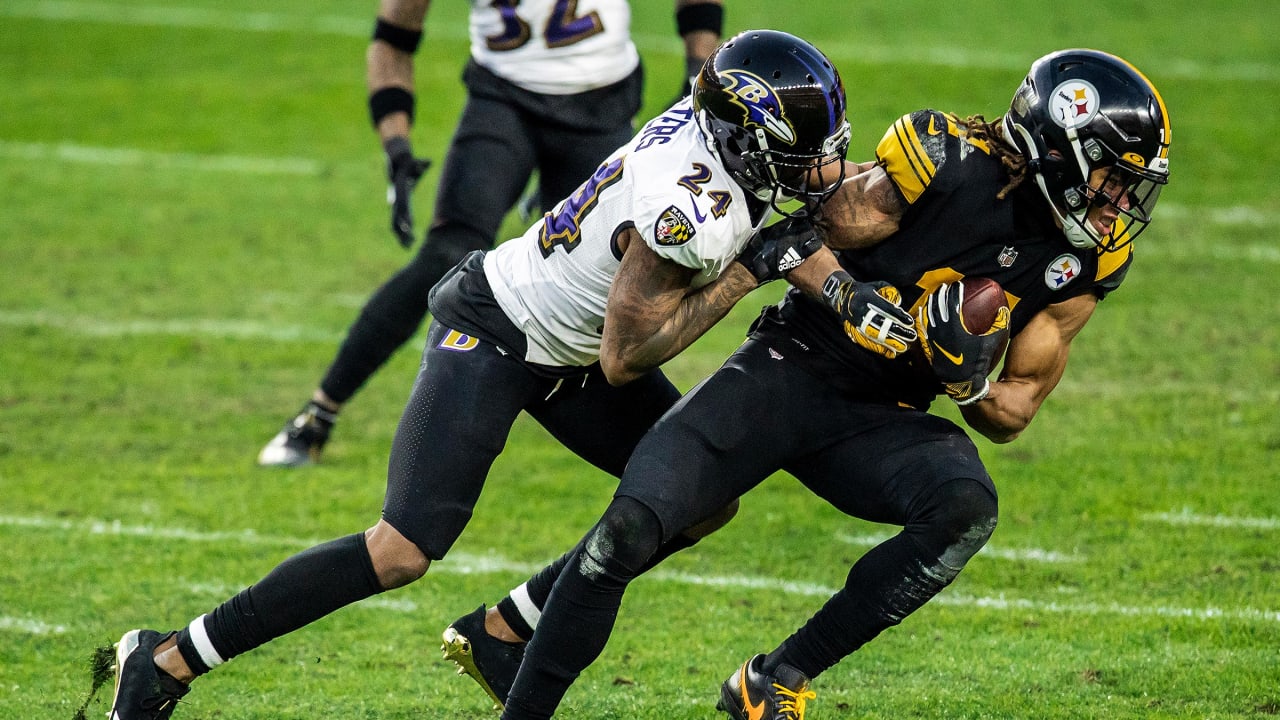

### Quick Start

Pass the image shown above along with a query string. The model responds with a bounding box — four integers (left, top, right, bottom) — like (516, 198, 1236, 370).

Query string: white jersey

(469, 0, 639, 95)
(484, 100, 769, 367)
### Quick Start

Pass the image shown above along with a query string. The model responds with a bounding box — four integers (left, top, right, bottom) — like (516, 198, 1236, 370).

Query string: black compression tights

(765, 477, 999, 678)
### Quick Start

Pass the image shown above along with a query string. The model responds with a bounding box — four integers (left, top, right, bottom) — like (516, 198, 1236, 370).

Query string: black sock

(175, 533, 383, 674)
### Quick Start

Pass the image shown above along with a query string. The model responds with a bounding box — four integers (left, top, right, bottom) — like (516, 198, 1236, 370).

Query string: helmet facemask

(1036, 129, 1169, 251)
(745, 119, 851, 216)
(1061, 149, 1168, 251)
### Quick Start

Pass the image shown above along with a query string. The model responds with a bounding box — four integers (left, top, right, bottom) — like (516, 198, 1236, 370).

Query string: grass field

(2, 1, 1278, 718)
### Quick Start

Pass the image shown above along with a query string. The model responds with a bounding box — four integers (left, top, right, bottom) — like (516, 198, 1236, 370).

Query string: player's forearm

(958, 379, 1042, 443)
(601, 264, 757, 385)
(784, 246, 843, 299)
(367, 42, 415, 141)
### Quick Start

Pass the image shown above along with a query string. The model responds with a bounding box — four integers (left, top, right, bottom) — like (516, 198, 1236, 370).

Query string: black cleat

(108, 629, 190, 720)
(257, 401, 336, 467)
(716, 654, 816, 720)
(441, 605, 525, 711)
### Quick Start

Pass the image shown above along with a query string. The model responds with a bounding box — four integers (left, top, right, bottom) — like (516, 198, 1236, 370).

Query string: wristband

(821, 270, 854, 307)
(372, 17, 423, 54)
(369, 87, 415, 128)
(952, 379, 991, 406)
(675, 3, 724, 37)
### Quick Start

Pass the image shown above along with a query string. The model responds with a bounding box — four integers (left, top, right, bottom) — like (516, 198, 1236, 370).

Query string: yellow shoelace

(773, 682, 817, 719)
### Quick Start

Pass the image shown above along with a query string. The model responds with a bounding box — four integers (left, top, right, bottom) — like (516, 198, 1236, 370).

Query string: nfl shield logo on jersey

(998, 246, 1018, 268)
(654, 205, 697, 246)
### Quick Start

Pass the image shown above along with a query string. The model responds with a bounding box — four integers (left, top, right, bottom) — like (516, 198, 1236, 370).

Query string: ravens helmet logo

(719, 69, 797, 146)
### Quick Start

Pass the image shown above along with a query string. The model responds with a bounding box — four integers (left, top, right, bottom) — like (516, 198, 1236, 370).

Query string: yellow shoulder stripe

(875, 114, 935, 204)
(1097, 240, 1132, 282)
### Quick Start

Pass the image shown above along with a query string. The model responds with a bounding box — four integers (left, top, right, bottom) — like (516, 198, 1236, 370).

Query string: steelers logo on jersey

(1044, 253, 1083, 290)
(654, 205, 697, 246)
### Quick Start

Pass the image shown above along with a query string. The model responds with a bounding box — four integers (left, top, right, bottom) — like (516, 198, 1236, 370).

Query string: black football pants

(502, 338, 999, 718)
(382, 320, 681, 560)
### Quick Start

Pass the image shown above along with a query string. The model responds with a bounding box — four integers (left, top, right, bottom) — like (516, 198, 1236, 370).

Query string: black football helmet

(693, 29, 850, 216)
(1005, 49, 1171, 251)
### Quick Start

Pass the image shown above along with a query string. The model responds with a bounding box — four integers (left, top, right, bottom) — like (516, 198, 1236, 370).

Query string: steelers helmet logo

(720, 69, 797, 145)
(1048, 79, 1100, 130)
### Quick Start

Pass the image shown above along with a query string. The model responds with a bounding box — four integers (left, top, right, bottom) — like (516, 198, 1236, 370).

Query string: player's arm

(368, 0, 428, 141)
(674, 1, 724, 96)
(814, 161, 905, 251)
(600, 227, 757, 386)
(784, 161, 904, 298)
(369, 0, 433, 246)
(959, 293, 1099, 443)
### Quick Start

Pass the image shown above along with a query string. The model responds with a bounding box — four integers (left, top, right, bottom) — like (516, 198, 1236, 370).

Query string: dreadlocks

(958, 114, 1027, 200)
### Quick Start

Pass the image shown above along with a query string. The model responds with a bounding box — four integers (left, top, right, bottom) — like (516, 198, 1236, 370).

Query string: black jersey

(751, 109, 1134, 408)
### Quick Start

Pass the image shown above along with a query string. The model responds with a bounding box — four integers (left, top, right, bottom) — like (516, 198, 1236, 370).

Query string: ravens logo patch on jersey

(654, 205, 697, 246)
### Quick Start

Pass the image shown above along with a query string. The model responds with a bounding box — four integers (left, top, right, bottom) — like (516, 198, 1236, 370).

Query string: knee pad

(579, 497, 664, 582)
(916, 478, 999, 571)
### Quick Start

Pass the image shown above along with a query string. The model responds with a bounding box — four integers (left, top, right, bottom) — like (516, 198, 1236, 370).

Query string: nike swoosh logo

(739, 661, 765, 720)
(936, 344, 964, 365)
(688, 194, 708, 223)
(927, 115, 943, 136)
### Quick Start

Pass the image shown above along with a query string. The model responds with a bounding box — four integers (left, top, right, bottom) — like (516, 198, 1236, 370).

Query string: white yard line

(0, 615, 68, 635)
(0, 140, 323, 176)
(4, 1, 1278, 83)
(0, 310, 341, 343)
(2, 140, 1277, 239)
(1144, 511, 1280, 531)
(3, 139, 1277, 241)
(3, 513, 1275, 635)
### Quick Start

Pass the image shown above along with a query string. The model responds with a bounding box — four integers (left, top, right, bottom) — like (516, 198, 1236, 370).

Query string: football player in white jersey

(103, 30, 922, 719)
(258, 0, 727, 467)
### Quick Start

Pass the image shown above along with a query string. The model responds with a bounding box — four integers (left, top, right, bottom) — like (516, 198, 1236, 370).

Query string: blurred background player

(488, 48, 1171, 720)
(259, 0, 727, 466)
(104, 29, 853, 720)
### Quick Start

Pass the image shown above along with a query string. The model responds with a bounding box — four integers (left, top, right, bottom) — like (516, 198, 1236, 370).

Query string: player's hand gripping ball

(916, 277, 1011, 405)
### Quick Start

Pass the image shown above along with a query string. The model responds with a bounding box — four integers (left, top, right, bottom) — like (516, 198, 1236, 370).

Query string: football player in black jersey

(495, 48, 1171, 720)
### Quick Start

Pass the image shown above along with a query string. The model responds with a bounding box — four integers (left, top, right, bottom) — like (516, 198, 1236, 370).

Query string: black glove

(822, 271, 917, 359)
(384, 136, 432, 248)
(916, 281, 1011, 405)
(735, 216, 823, 284)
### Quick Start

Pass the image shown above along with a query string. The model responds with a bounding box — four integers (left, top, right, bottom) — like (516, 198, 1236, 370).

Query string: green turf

(2, 1, 1278, 718)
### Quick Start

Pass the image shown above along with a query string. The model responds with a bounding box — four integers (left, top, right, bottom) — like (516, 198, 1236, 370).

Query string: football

(959, 276, 1010, 371)
(958, 276, 1007, 334)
